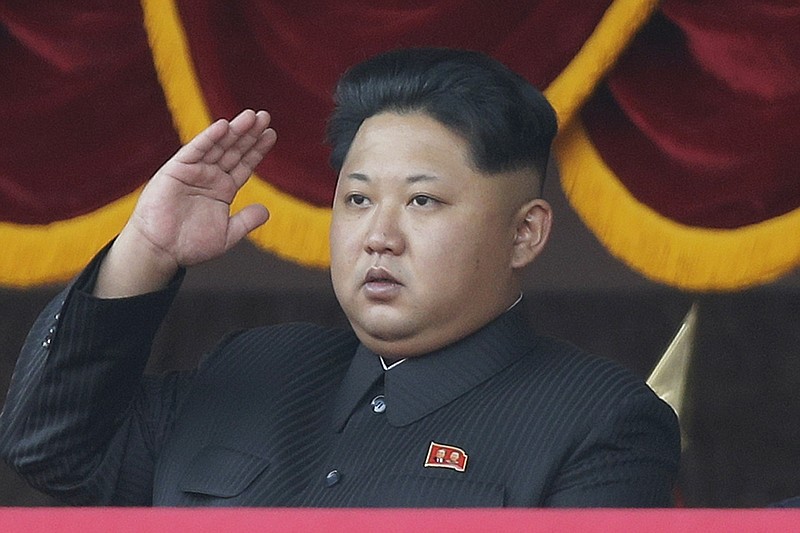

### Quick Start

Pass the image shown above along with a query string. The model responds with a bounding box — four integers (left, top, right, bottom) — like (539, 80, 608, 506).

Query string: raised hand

(94, 109, 277, 297)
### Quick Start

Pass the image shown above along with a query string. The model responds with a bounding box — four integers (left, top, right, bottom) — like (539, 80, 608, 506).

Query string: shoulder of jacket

(518, 334, 653, 404)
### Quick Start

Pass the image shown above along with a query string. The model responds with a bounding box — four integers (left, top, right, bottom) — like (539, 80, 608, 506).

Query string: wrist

(93, 228, 179, 298)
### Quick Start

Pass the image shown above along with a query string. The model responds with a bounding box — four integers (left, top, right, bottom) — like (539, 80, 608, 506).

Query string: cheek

(415, 224, 485, 281)
(329, 221, 356, 284)
(330, 216, 359, 253)
(449, 221, 512, 277)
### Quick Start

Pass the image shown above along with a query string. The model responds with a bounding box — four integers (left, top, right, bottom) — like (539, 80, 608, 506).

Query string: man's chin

(354, 321, 413, 344)
(350, 321, 422, 355)
(345, 304, 411, 336)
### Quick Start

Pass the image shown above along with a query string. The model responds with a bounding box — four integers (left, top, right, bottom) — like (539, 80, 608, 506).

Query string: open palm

(127, 109, 276, 268)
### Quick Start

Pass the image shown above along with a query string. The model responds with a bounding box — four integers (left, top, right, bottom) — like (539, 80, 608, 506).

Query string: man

(0, 48, 679, 507)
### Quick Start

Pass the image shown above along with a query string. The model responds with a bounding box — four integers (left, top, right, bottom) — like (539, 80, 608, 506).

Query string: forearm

(0, 245, 183, 503)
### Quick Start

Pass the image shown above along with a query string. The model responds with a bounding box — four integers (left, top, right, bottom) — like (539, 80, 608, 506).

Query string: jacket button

(325, 469, 341, 487)
(42, 335, 52, 348)
(371, 395, 386, 414)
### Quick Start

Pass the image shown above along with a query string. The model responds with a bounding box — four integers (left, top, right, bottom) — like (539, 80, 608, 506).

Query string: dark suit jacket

(0, 254, 680, 507)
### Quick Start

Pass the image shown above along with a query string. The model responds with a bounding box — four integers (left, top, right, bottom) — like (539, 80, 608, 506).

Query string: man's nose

(364, 206, 405, 255)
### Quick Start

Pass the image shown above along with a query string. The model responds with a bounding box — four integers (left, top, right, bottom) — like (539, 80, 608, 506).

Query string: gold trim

(12, 0, 772, 289)
(555, 119, 800, 290)
(0, 191, 139, 287)
(544, 0, 659, 127)
(140, 0, 332, 268)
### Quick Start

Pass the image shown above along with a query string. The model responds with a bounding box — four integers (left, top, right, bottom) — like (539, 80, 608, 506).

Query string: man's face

(330, 112, 547, 358)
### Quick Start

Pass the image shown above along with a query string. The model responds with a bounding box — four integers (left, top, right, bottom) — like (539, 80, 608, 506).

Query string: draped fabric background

(1, 1, 797, 289)
(1, 2, 800, 508)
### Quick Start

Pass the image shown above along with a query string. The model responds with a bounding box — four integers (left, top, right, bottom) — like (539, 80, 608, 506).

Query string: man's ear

(511, 198, 552, 269)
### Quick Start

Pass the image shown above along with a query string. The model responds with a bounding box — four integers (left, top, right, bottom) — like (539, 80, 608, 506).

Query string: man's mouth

(365, 267, 400, 285)
(363, 267, 402, 299)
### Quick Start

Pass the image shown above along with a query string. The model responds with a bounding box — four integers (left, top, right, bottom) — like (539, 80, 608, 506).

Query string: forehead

(340, 112, 475, 176)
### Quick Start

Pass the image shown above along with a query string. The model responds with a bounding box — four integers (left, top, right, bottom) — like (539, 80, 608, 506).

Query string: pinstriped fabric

(1, 250, 680, 506)
(293, 317, 679, 507)
(150, 322, 361, 506)
(0, 260, 186, 505)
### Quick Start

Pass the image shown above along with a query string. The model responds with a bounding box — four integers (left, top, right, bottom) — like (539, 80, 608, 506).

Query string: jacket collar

(331, 304, 540, 430)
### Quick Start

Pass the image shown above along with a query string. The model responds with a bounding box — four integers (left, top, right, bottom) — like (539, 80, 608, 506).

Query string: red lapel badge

(424, 441, 468, 472)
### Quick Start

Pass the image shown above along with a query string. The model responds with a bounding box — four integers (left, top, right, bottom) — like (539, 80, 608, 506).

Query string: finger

(186, 110, 268, 169)
(228, 108, 260, 136)
(211, 114, 269, 172)
(227, 127, 277, 185)
(225, 204, 270, 251)
(173, 118, 231, 165)
(216, 109, 268, 153)
(213, 111, 272, 171)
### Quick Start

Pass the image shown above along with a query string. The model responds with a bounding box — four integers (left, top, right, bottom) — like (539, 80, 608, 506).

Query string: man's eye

(411, 195, 437, 207)
(346, 194, 368, 206)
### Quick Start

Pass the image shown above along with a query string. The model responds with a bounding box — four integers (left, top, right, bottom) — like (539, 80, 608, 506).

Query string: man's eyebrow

(407, 174, 439, 183)
(344, 173, 440, 183)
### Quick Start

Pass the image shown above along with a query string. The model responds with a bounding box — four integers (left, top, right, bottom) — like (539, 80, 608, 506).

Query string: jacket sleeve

(0, 246, 188, 505)
(544, 387, 681, 507)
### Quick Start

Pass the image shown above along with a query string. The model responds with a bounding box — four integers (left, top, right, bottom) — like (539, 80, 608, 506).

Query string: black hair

(327, 47, 557, 192)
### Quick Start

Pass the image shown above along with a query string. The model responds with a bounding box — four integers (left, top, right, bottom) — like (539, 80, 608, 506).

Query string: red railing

(0, 508, 797, 532)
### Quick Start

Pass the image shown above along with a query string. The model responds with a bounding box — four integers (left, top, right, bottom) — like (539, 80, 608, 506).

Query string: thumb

(225, 204, 270, 251)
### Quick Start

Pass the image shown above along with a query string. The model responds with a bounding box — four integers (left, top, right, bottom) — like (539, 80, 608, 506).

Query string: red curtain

(584, 2, 800, 228)
(0, 0, 612, 221)
(0, 0, 798, 289)
(0, 1, 180, 223)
